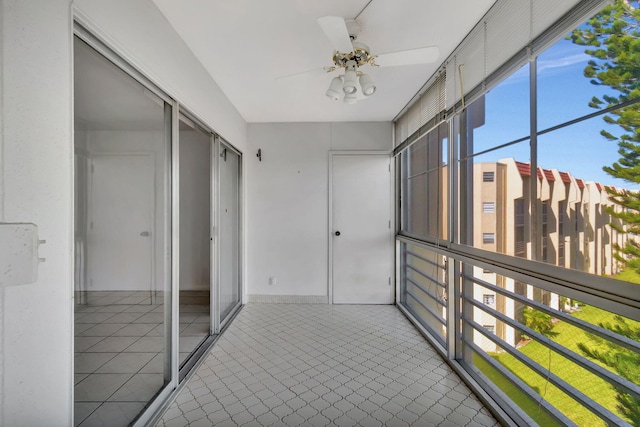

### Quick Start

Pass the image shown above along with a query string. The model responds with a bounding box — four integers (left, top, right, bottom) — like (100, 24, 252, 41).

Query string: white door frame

(328, 150, 395, 304)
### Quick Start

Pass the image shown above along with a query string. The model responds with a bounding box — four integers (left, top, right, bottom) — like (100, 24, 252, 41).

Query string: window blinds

(394, 0, 610, 151)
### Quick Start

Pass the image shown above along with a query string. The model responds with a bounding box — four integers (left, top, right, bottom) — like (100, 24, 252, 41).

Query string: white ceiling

(151, 0, 496, 123)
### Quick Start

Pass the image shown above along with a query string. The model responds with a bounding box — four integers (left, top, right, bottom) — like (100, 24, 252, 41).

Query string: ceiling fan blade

(375, 46, 440, 67)
(275, 67, 330, 81)
(317, 16, 353, 53)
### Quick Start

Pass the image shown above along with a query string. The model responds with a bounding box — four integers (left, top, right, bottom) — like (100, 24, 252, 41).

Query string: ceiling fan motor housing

(332, 41, 372, 68)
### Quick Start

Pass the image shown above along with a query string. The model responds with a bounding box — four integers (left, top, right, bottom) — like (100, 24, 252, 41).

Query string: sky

(471, 34, 637, 189)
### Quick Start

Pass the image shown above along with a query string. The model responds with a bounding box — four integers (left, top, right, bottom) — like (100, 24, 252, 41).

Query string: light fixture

(326, 68, 377, 104)
(343, 92, 357, 104)
(342, 62, 358, 94)
(359, 73, 376, 96)
(326, 76, 343, 100)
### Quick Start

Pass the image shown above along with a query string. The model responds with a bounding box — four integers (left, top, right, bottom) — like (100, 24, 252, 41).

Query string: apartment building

(474, 158, 629, 350)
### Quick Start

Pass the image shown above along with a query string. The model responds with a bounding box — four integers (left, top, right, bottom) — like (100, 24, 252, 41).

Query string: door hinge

(388, 277, 391, 286)
(388, 163, 391, 172)
(389, 220, 391, 229)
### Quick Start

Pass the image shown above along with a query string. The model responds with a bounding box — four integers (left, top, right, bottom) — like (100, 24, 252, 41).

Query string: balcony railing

(397, 236, 640, 427)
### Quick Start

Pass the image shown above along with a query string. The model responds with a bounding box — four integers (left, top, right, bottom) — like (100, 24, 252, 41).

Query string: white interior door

(332, 153, 393, 304)
(87, 154, 154, 292)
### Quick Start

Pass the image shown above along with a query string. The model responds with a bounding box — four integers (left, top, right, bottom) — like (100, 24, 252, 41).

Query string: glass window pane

(537, 108, 640, 281)
(537, 10, 616, 131)
(470, 63, 530, 156)
(74, 37, 172, 425)
(179, 117, 211, 367)
(459, 92, 532, 258)
(458, 64, 531, 255)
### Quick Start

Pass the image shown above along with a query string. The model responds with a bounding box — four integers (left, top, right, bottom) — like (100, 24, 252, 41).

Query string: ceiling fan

(314, 16, 440, 104)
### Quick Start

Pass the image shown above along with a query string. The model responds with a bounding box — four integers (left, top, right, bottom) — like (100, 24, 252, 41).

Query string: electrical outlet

(268, 276, 276, 286)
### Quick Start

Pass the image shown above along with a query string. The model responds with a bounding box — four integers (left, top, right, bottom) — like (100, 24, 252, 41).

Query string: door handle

(334, 231, 341, 236)
(140, 231, 150, 237)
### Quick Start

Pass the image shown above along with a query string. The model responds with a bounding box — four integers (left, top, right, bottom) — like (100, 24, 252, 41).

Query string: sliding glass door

(218, 141, 242, 325)
(74, 36, 172, 427)
(178, 116, 212, 369)
(74, 27, 243, 426)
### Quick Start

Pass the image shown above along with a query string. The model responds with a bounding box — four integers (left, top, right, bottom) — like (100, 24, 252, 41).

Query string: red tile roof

(559, 172, 571, 183)
(576, 179, 585, 189)
(537, 167, 544, 180)
(596, 183, 603, 192)
(516, 161, 530, 177)
(543, 169, 555, 182)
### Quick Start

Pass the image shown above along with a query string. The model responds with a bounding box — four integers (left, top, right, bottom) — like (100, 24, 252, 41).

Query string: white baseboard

(247, 294, 329, 304)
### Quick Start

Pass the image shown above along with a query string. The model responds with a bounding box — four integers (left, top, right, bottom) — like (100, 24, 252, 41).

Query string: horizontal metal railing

(464, 301, 631, 426)
(401, 243, 448, 345)
(397, 237, 640, 427)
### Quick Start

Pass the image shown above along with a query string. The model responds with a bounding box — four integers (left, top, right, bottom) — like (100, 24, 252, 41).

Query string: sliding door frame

(216, 137, 243, 331)
(72, 17, 244, 427)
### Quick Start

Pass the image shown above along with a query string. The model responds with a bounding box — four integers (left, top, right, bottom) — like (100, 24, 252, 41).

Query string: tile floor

(74, 291, 211, 427)
(156, 304, 499, 427)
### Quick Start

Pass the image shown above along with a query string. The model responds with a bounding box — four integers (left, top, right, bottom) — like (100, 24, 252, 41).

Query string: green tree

(522, 307, 557, 338)
(576, 316, 640, 426)
(570, 0, 640, 273)
(571, 3, 640, 423)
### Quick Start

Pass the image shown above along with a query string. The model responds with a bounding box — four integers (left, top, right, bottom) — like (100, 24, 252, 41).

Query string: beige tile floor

(74, 291, 211, 427)
(156, 304, 499, 427)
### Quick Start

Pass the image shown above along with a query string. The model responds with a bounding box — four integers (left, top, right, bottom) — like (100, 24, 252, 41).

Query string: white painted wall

(246, 122, 392, 299)
(1, 1, 74, 425)
(1, 0, 247, 424)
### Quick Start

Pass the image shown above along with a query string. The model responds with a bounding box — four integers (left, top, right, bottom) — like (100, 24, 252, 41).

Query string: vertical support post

(213, 136, 222, 335)
(529, 57, 539, 262)
(447, 117, 458, 360)
(169, 100, 179, 386)
(458, 109, 475, 365)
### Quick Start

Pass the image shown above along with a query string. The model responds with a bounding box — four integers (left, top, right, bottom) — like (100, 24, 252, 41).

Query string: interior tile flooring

(156, 304, 499, 427)
(74, 291, 210, 427)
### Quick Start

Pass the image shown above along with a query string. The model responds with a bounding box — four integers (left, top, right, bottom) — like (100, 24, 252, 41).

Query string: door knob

(335, 231, 341, 236)
(140, 231, 150, 237)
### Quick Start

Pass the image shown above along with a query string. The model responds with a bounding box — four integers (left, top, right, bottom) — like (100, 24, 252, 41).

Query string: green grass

(477, 304, 640, 426)
(473, 354, 562, 426)
(613, 268, 640, 284)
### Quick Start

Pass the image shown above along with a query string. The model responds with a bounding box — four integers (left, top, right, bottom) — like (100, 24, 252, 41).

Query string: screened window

(483, 233, 495, 244)
(400, 123, 448, 241)
(482, 202, 495, 213)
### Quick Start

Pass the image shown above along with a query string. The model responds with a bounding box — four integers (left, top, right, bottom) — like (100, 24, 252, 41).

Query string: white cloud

(537, 53, 590, 73)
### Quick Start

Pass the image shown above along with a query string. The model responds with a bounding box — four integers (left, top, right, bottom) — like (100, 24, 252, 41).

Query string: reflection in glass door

(218, 141, 242, 324)
(73, 36, 172, 426)
(178, 117, 212, 369)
